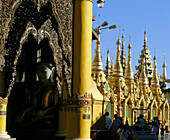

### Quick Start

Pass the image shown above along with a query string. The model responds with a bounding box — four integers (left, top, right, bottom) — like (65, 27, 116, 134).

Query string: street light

(100, 24, 117, 30)
(97, 0, 105, 8)
(95, 21, 116, 34)
(96, 21, 108, 29)
(101, 21, 108, 27)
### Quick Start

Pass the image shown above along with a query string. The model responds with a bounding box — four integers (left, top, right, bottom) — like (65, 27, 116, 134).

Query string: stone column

(56, 81, 67, 137)
(66, 0, 92, 139)
(56, 105, 67, 137)
(0, 97, 10, 139)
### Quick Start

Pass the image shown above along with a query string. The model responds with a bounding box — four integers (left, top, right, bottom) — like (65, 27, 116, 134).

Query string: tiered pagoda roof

(135, 30, 153, 84)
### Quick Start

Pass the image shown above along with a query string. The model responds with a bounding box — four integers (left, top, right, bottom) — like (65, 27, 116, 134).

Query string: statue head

(36, 62, 55, 83)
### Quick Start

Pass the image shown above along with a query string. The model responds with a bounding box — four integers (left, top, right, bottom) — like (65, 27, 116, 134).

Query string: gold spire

(122, 33, 125, 48)
(136, 30, 153, 80)
(125, 42, 134, 81)
(120, 32, 126, 75)
(106, 49, 110, 66)
(116, 37, 121, 45)
(144, 30, 147, 49)
(151, 56, 159, 86)
(113, 37, 123, 77)
(92, 29, 104, 73)
(110, 56, 113, 70)
(105, 49, 111, 79)
(162, 53, 167, 80)
(139, 55, 148, 85)
(110, 56, 114, 77)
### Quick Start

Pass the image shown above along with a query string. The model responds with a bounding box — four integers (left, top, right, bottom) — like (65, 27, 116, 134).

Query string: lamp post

(95, 23, 116, 41)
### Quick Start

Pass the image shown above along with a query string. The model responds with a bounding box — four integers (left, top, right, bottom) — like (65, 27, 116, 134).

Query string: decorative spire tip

(128, 42, 132, 49)
(116, 37, 121, 45)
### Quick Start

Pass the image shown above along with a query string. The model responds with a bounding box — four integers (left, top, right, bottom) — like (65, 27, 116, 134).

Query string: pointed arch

(149, 98, 158, 109)
(7, 19, 63, 97)
(163, 99, 169, 109)
(148, 98, 156, 120)
(138, 95, 146, 108)
(161, 99, 169, 124)
(125, 94, 133, 105)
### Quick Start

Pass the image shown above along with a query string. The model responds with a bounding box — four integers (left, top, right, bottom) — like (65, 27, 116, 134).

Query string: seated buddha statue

(15, 62, 58, 127)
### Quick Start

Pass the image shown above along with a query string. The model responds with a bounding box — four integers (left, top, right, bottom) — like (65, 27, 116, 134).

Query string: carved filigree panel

(0, 54, 5, 72)
(1, 0, 73, 98)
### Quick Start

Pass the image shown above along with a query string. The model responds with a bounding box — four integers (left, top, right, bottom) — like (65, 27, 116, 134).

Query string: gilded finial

(162, 51, 167, 80)
(122, 32, 125, 38)
(110, 55, 114, 71)
(153, 55, 157, 61)
(122, 29, 125, 48)
(163, 52, 167, 68)
(122, 29, 125, 38)
(116, 37, 121, 57)
(144, 30, 147, 48)
(153, 55, 157, 71)
(125, 42, 134, 81)
(113, 37, 123, 77)
(116, 37, 121, 45)
(106, 49, 110, 65)
(139, 55, 148, 86)
(109, 55, 114, 77)
(107, 49, 109, 55)
(105, 49, 111, 79)
(128, 42, 132, 49)
(121, 30, 126, 75)
(107, 49, 110, 61)
(151, 54, 159, 86)
(111, 55, 113, 68)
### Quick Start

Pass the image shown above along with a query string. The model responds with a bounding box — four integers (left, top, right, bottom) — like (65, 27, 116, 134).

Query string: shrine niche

(0, 0, 73, 139)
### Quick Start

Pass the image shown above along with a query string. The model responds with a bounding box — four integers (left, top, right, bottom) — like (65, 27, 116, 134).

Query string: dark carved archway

(4, 1, 72, 98)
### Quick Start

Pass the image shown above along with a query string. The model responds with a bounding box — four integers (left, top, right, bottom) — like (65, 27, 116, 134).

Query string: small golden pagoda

(136, 30, 154, 85)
